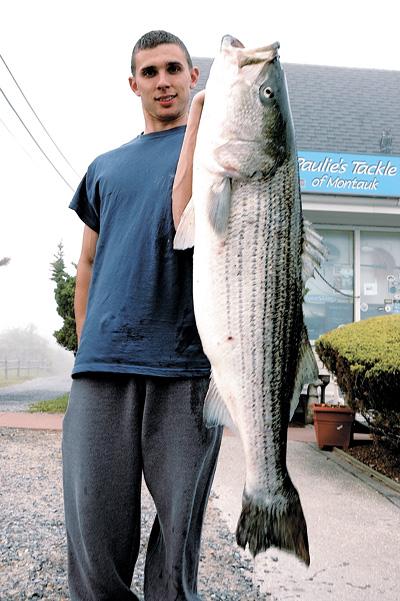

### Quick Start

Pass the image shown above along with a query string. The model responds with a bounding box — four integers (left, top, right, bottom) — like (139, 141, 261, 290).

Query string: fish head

(202, 35, 295, 178)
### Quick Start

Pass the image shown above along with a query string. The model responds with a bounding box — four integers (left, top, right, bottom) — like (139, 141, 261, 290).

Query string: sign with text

(298, 151, 400, 198)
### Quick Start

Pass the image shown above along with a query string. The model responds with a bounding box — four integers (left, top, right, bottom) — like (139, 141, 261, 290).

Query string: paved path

(0, 411, 65, 430)
(0, 375, 71, 411)
(213, 435, 400, 601)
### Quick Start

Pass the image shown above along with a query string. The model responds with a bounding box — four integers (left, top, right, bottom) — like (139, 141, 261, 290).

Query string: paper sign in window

(363, 282, 378, 296)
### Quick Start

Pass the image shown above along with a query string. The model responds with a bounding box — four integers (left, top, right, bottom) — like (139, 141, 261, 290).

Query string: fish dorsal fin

(290, 326, 319, 420)
(173, 198, 195, 250)
(302, 221, 327, 288)
(207, 177, 232, 237)
(204, 372, 237, 433)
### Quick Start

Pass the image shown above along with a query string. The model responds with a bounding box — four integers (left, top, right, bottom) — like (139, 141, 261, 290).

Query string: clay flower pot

(313, 403, 355, 450)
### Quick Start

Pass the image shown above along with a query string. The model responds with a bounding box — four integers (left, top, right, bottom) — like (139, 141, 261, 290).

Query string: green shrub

(315, 315, 400, 451)
(51, 243, 77, 353)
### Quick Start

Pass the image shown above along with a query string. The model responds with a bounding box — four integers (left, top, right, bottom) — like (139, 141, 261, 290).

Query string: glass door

(360, 231, 400, 319)
(304, 230, 354, 340)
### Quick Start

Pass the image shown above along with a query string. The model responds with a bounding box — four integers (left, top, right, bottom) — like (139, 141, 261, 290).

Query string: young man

(62, 30, 222, 601)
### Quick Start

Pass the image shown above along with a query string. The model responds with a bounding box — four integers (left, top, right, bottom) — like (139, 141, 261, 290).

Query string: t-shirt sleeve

(69, 164, 101, 233)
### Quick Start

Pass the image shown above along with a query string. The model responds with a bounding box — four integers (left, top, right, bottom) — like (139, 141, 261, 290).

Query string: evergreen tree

(51, 243, 77, 353)
(0, 257, 11, 267)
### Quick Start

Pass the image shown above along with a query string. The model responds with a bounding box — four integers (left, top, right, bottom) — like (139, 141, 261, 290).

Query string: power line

(0, 53, 79, 176)
(0, 87, 75, 191)
(0, 114, 34, 159)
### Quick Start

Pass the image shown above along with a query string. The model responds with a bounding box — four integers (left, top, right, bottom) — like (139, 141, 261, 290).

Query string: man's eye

(168, 64, 181, 74)
(142, 68, 156, 77)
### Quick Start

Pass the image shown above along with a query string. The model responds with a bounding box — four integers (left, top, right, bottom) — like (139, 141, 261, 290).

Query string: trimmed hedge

(315, 315, 400, 451)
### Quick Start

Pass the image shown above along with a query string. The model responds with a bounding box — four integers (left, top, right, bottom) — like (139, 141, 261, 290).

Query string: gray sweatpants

(62, 374, 222, 601)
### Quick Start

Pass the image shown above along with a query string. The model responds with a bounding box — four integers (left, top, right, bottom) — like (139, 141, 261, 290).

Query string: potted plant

(313, 403, 355, 450)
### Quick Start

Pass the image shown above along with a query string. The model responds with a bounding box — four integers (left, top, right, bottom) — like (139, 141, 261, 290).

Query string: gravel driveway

(0, 428, 264, 600)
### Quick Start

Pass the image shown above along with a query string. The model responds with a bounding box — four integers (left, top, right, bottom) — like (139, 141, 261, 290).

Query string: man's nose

(156, 69, 170, 89)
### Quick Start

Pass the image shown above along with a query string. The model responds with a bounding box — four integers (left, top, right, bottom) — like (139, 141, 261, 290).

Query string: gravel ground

(0, 428, 264, 600)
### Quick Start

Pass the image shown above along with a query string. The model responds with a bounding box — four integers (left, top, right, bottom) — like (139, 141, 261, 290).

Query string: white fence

(0, 359, 51, 379)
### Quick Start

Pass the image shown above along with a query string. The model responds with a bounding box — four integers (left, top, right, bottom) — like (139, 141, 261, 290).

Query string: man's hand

(172, 91, 205, 229)
(191, 90, 205, 110)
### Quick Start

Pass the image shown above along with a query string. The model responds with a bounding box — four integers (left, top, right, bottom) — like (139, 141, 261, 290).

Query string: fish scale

(174, 35, 326, 565)
(199, 169, 301, 493)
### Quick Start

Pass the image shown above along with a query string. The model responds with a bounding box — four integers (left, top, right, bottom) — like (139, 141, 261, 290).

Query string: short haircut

(131, 30, 193, 75)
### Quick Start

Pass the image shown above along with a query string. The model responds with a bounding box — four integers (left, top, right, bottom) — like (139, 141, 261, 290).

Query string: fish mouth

(221, 35, 280, 64)
(221, 34, 245, 49)
(252, 41, 280, 54)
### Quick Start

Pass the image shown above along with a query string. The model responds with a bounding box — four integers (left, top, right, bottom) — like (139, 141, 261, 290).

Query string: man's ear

(129, 76, 141, 97)
(190, 67, 200, 89)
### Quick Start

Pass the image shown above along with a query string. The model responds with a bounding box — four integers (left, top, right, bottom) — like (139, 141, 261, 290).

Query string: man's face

(129, 44, 199, 132)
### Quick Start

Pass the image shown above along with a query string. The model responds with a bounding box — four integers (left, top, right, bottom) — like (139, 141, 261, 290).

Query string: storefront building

(300, 150, 400, 339)
(195, 57, 400, 340)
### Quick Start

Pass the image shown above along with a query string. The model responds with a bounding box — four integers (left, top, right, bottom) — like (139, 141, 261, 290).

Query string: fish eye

(262, 86, 274, 99)
(259, 83, 275, 105)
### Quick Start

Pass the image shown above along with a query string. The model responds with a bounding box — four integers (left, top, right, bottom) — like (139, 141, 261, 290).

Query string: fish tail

(236, 479, 310, 565)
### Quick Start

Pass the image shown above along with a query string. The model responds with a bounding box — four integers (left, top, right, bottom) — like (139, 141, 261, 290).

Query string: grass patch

(29, 394, 68, 413)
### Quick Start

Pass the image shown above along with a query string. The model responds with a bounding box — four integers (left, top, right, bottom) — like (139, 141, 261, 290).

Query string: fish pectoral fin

(173, 198, 195, 249)
(203, 374, 236, 432)
(290, 326, 319, 420)
(302, 221, 327, 287)
(207, 177, 232, 237)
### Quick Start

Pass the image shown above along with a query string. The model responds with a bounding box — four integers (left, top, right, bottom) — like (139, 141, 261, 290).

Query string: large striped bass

(174, 35, 325, 565)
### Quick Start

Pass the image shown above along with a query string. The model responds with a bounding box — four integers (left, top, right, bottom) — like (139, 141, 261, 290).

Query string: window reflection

(304, 230, 354, 339)
(360, 232, 400, 318)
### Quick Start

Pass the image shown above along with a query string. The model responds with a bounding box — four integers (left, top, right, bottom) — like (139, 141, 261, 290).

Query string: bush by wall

(315, 315, 400, 451)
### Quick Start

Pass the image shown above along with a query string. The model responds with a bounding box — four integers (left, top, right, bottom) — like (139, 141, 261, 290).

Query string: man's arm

(75, 225, 98, 344)
(172, 91, 205, 229)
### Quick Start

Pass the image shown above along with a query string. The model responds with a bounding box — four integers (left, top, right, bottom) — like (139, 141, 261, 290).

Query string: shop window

(304, 230, 354, 340)
(360, 231, 400, 319)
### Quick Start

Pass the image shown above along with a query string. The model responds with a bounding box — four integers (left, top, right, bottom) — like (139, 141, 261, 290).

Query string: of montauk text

(311, 175, 379, 190)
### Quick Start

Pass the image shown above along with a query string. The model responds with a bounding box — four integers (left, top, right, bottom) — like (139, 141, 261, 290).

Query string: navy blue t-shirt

(70, 125, 210, 377)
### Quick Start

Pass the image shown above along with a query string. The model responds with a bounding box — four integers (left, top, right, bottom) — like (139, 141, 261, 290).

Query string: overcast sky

(1, 0, 399, 344)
